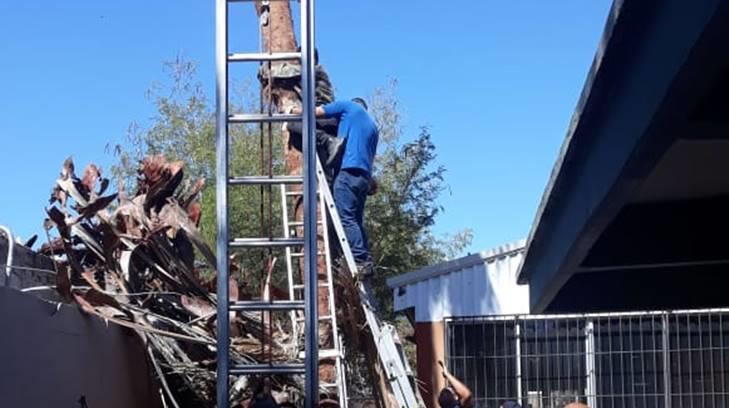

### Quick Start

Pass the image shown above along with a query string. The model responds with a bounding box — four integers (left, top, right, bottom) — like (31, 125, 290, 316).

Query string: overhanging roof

(518, 0, 729, 312)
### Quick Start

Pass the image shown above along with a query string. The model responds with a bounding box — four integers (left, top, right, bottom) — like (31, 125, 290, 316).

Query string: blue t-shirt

(322, 101, 379, 175)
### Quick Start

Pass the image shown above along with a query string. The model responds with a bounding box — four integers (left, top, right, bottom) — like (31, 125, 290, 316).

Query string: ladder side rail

(318, 183, 348, 408)
(215, 0, 230, 407)
(280, 184, 301, 353)
(337, 335, 350, 408)
(299, 0, 319, 406)
(315, 159, 421, 408)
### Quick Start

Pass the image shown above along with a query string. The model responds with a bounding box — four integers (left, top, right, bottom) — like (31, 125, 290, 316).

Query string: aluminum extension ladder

(311, 159, 423, 408)
(215, 0, 320, 407)
(282, 159, 422, 408)
(281, 161, 348, 407)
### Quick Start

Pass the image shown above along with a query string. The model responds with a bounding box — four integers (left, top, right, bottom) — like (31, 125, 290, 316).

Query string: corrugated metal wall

(391, 241, 529, 322)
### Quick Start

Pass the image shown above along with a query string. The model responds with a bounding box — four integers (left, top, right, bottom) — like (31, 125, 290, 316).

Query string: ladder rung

(230, 237, 304, 248)
(229, 175, 303, 185)
(227, 52, 301, 62)
(230, 300, 305, 311)
(228, 113, 301, 123)
(288, 220, 322, 227)
(229, 363, 305, 375)
(293, 283, 332, 290)
(285, 191, 303, 196)
(296, 314, 332, 322)
(290, 251, 326, 257)
(298, 349, 341, 360)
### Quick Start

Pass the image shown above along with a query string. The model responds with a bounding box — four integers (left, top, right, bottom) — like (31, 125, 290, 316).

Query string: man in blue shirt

(312, 97, 379, 276)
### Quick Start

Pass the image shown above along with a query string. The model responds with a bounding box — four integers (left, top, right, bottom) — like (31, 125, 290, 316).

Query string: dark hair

(501, 401, 522, 408)
(438, 388, 458, 408)
(351, 97, 368, 111)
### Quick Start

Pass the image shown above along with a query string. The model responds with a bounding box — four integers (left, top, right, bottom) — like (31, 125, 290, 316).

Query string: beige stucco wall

(415, 320, 446, 408)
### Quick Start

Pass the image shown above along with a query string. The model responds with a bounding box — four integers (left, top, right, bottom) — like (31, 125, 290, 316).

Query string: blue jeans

(333, 168, 370, 264)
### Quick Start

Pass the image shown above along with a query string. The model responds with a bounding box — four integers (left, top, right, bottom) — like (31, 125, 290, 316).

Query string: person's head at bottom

(249, 377, 278, 408)
(438, 387, 461, 408)
(255, 376, 272, 397)
(500, 401, 522, 408)
(564, 404, 589, 408)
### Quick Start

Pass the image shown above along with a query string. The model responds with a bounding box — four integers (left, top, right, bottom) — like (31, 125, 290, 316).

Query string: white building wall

(390, 240, 529, 322)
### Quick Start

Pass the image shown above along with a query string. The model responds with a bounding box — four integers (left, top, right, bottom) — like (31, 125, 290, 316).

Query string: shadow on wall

(0, 286, 162, 408)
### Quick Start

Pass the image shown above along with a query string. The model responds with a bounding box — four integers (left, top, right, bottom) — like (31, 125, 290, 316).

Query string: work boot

(324, 136, 345, 168)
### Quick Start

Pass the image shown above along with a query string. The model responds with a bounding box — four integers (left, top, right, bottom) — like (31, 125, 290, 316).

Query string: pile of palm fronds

(41, 155, 303, 407)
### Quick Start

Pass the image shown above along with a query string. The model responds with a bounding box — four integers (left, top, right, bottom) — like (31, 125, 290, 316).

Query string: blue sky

(0, 1, 611, 254)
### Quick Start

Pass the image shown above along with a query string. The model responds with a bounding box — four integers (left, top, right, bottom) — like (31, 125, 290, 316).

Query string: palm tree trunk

(252, 0, 339, 396)
(250, 3, 397, 407)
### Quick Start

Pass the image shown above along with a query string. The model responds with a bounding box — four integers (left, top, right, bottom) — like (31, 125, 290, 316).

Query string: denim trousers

(333, 168, 370, 264)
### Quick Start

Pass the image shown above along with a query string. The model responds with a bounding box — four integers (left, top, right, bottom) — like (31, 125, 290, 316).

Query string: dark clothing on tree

(286, 117, 338, 153)
(286, 118, 343, 185)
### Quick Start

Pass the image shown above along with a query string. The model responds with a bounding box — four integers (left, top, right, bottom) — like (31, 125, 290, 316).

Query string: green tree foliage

(108, 57, 287, 283)
(109, 60, 472, 313)
(366, 82, 473, 316)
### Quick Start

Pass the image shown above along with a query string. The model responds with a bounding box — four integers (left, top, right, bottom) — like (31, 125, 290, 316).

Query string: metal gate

(446, 309, 729, 408)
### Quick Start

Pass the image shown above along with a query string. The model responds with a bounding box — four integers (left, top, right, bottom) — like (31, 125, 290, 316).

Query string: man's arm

(440, 361, 473, 407)
(291, 105, 334, 118)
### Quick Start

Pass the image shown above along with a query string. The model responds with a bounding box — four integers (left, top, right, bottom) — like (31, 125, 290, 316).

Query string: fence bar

(444, 309, 729, 408)
(515, 321, 523, 406)
(662, 313, 672, 408)
(585, 321, 597, 408)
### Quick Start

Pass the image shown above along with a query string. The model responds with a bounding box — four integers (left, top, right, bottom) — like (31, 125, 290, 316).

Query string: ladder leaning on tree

(215, 0, 423, 407)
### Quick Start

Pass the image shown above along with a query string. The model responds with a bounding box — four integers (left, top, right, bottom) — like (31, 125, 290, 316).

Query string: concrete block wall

(0, 286, 162, 408)
(0, 234, 56, 291)
(0, 232, 162, 407)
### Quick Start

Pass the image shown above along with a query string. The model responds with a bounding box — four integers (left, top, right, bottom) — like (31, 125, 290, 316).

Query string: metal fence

(445, 309, 729, 408)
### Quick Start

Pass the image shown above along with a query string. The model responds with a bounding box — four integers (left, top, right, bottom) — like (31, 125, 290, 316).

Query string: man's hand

(438, 360, 448, 379)
(368, 177, 378, 196)
(282, 102, 297, 115)
(290, 106, 326, 117)
(438, 359, 473, 408)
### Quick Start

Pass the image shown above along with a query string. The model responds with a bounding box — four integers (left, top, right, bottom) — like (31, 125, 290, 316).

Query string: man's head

(564, 404, 589, 408)
(438, 387, 459, 408)
(351, 97, 368, 111)
(501, 401, 522, 408)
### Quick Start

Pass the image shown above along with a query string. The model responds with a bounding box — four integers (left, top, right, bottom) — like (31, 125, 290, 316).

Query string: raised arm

(440, 361, 473, 408)
(291, 104, 336, 118)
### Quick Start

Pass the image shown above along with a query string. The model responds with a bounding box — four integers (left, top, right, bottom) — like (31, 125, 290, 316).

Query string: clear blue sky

(0, 1, 611, 255)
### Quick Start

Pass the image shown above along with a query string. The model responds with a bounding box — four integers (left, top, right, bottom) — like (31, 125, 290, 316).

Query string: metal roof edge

(386, 239, 526, 289)
(517, 0, 625, 284)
